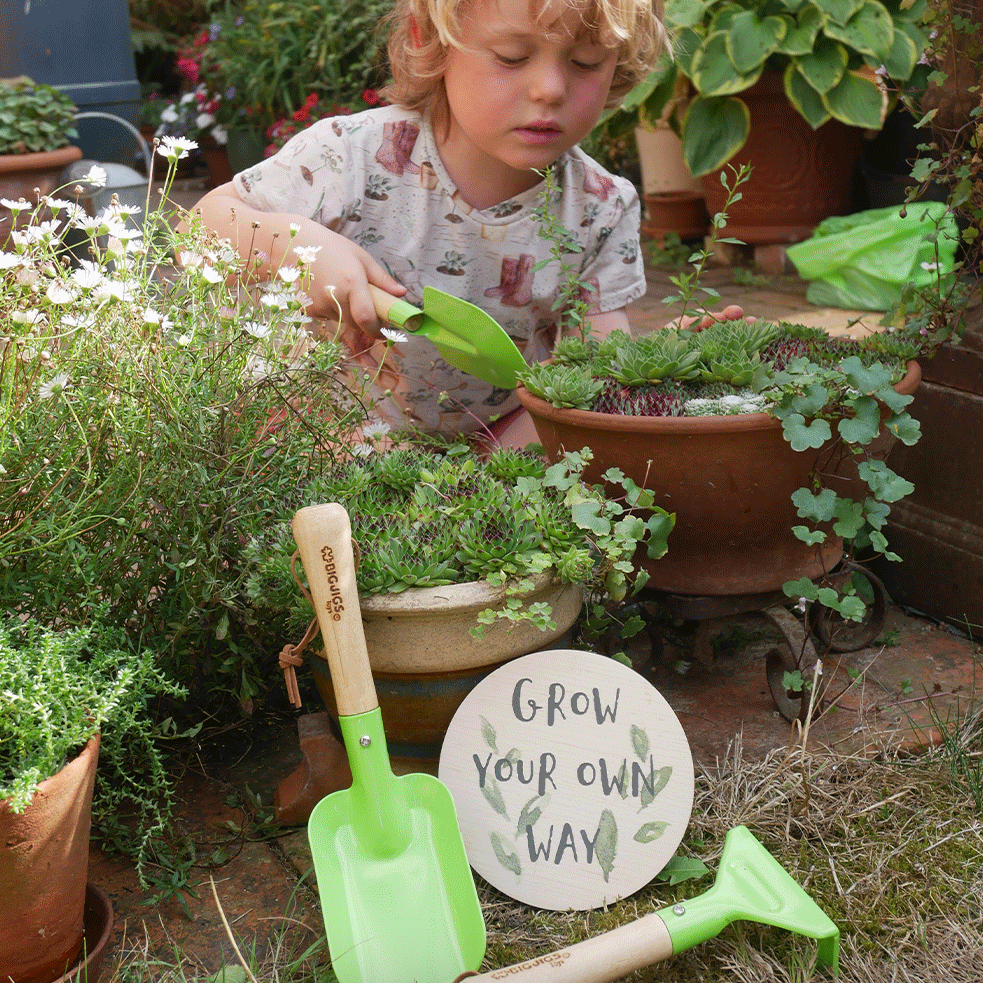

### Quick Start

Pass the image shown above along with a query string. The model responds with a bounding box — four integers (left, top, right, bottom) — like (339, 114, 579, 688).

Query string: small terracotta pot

(0, 145, 83, 246)
(0, 734, 99, 983)
(53, 884, 114, 983)
(641, 191, 708, 244)
(516, 362, 922, 596)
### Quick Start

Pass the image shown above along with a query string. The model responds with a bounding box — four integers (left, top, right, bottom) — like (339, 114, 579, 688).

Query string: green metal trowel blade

(658, 825, 840, 974)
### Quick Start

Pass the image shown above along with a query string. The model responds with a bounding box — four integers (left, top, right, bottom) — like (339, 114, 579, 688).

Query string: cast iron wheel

(762, 605, 827, 724)
(808, 561, 888, 652)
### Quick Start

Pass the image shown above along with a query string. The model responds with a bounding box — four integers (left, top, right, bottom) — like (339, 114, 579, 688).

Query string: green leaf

(857, 459, 914, 502)
(823, 0, 895, 61)
(886, 412, 921, 445)
(822, 69, 886, 129)
(481, 778, 509, 820)
(782, 413, 832, 451)
(838, 396, 881, 444)
(778, 7, 822, 55)
(690, 30, 762, 96)
(491, 831, 522, 876)
(634, 821, 669, 844)
(833, 497, 865, 537)
(681, 95, 751, 177)
(792, 524, 828, 545)
(726, 12, 787, 73)
(794, 35, 848, 94)
(792, 486, 838, 521)
(596, 809, 618, 882)
(656, 855, 710, 886)
(631, 724, 650, 761)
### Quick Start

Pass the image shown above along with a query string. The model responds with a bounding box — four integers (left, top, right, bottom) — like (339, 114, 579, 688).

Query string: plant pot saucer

(54, 883, 114, 983)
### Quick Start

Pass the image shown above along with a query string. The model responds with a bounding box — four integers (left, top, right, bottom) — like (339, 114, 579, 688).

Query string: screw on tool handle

(292, 503, 378, 718)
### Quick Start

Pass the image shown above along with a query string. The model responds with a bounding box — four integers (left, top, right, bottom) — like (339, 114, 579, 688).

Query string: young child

(193, 0, 668, 446)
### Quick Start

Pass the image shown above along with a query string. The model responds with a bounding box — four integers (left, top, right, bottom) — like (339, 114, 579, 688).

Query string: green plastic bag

(786, 202, 958, 311)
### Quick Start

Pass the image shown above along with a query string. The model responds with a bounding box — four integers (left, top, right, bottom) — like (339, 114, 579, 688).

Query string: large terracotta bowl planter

(516, 362, 921, 596)
(309, 571, 583, 763)
(0, 734, 99, 983)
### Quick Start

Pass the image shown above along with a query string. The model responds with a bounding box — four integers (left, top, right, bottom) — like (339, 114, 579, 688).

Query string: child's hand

(304, 227, 407, 339)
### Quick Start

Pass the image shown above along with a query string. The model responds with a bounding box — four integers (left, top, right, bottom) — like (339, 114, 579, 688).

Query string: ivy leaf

(838, 396, 881, 444)
(634, 821, 669, 844)
(782, 413, 832, 451)
(832, 497, 865, 537)
(491, 831, 522, 876)
(792, 524, 827, 545)
(857, 460, 914, 503)
(570, 500, 611, 535)
(596, 810, 618, 882)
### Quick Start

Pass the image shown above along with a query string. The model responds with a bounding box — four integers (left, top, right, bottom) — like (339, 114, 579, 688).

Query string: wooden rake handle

(463, 912, 674, 982)
(292, 503, 378, 717)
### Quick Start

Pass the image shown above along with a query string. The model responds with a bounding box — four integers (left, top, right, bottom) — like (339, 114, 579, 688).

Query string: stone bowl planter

(309, 571, 584, 763)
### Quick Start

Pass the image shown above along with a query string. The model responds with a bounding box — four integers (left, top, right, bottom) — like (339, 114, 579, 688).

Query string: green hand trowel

(463, 825, 840, 981)
(369, 283, 527, 389)
(292, 503, 486, 983)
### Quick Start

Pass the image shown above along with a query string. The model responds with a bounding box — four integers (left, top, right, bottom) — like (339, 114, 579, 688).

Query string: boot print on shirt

(375, 120, 422, 176)
(484, 254, 535, 307)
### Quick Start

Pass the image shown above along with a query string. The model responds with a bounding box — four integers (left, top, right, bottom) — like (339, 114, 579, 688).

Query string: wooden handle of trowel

(464, 912, 674, 982)
(292, 503, 378, 717)
(368, 284, 425, 331)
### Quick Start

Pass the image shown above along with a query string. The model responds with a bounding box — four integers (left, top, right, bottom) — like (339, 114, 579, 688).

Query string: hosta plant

(245, 436, 675, 641)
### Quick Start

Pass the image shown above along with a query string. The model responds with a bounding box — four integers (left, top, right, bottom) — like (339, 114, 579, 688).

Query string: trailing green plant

(0, 76, 78, 155)
(0, 141, 380, 711)
(245, 437, 675, 639)
(0, 614, 184, 881)
(604, 0, 932, 178)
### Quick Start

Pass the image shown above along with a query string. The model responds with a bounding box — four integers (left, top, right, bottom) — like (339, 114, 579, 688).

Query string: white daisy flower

(293, 244, 321, 266)
(175, 333, 192, 346)
(381, 327, 408, 344)
(45, 281, 77, 305)
(351, 442, 375, 457)
(38, 373, 70, 399)
(158, 135, 198, 161)
(362, 421, 392, 440)
(276, 265, 302, 284)
(83, 164, 108, 189)
(196, 112, 215, 131)
(200, 264, 223, 284)
(0, 197, 29, 212)
(0, 251, 22, 269)
(242, 320, 271, 339)
(72, 261, 104, 290)
(12, 309, 46, 326)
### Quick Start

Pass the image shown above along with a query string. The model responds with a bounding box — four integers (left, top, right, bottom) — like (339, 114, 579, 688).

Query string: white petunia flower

(196, 112, 215, 131)
(38, 373, 70, 399)
(212, 124, 228, 145)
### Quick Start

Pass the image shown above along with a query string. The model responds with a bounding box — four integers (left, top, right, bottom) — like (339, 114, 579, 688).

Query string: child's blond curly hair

(382, 0, 667, 122)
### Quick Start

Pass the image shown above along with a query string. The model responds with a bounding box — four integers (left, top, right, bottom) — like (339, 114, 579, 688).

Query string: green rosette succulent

(455, 506, 543, 580)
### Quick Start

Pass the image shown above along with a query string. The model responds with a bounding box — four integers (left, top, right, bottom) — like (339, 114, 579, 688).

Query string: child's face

(437, 0, 619, 207)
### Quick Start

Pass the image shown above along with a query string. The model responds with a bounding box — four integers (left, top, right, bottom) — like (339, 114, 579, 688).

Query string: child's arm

(191, 182, 407, 339)
(588, 309, 631, 339)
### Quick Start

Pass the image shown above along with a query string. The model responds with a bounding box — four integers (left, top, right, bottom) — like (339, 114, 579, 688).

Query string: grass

(102, 678, 983, 983)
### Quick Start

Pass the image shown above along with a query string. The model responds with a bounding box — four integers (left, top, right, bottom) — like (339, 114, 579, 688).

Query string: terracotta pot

(309, 572, 583, 763)
(53, 884, 114, 983)
(0, 734, 99, 983)
(516, 362, 921, 596)
(700, 73, 863, 245)
(641, 191, 708, 244)
(0, 144, 83, 246)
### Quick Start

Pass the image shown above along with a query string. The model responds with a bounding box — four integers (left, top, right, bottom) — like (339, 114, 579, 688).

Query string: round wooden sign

(438, 648, 694, 911)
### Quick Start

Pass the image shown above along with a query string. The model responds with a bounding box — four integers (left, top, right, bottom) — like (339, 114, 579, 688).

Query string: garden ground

(88, 179, 982, 980)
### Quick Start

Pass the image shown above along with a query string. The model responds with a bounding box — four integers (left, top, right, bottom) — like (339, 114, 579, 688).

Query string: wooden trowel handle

(368, 284, 425, 331)
(292, 503, 378, 717)
(466, 911, 674, 982)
